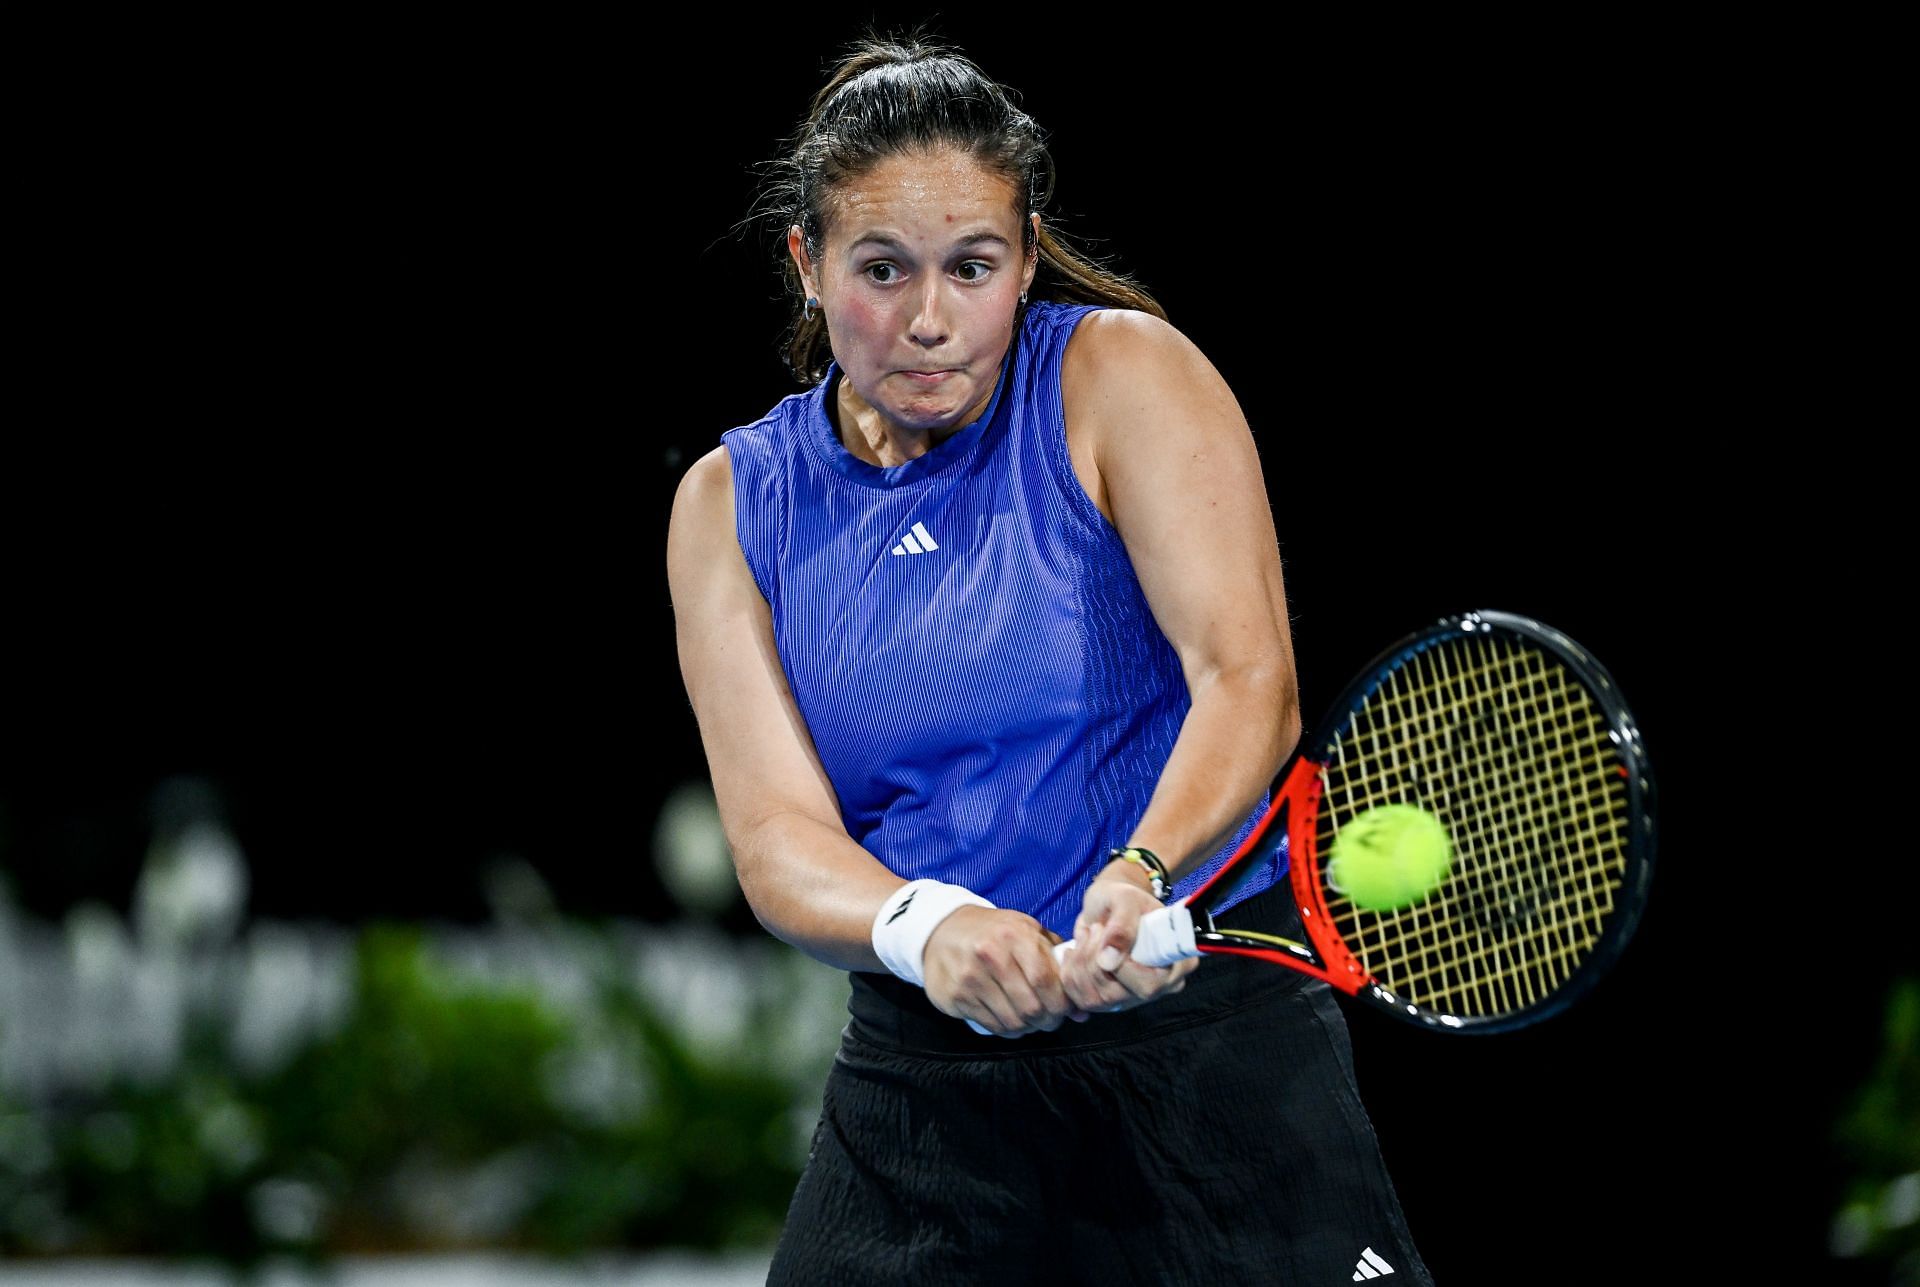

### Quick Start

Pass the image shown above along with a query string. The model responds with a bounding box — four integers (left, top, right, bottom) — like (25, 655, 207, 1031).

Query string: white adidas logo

(890, 521, 941, 556)
(1351, 1247, 1395, 1280)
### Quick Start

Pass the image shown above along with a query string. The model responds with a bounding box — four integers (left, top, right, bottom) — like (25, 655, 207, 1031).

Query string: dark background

(5, 13, 1900, 1283)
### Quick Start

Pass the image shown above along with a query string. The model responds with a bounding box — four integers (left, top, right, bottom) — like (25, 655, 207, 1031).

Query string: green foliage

(280, 926, 571, 1162)
(1830, 976, 1920, 1275)
(0, 923, 835, 1261)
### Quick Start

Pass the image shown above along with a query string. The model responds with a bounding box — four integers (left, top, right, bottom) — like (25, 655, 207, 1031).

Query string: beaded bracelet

(1107, 846, 1172, 902)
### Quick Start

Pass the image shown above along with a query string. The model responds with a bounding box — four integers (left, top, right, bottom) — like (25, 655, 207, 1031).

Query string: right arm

(667, 445, 1076, 1035)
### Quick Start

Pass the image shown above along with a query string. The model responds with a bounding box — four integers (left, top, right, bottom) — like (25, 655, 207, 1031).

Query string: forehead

(826, 146, 1021, 241)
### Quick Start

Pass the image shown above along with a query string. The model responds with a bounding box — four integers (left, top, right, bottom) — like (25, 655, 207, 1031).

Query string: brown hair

(743, 27, 1167, 384)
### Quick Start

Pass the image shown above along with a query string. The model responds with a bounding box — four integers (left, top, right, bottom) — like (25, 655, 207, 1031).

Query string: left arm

(1058, 308, 1302, 1010)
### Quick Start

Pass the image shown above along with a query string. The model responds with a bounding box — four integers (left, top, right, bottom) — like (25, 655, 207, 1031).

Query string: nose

(908, 276, 949, 349)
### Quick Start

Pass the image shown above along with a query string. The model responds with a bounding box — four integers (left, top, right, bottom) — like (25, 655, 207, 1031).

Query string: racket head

(1279, 609, 1655, 1033)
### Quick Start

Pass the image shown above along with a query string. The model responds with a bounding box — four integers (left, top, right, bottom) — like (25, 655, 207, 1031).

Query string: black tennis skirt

(767, 883, 1436, 1285)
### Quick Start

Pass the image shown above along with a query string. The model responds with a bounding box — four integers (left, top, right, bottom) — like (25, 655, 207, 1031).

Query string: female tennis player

(668, 31, 1435, 1285)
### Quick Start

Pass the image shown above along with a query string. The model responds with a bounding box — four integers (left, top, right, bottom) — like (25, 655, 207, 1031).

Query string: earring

(804, 296, 820, 322)
(1019, 291, 1029, 307)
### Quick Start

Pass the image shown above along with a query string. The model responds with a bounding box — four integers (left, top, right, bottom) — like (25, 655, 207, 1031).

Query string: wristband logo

(886, 891, 918, 924)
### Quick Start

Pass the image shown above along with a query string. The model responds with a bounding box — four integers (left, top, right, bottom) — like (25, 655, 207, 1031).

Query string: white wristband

(871, 879, 994, 987)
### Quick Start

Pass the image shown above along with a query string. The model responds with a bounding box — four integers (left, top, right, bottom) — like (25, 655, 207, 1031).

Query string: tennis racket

(974, 608, 1655, 1036)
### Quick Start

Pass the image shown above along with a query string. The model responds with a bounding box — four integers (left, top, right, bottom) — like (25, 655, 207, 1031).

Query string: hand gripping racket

(973, 609, 1655, 1036)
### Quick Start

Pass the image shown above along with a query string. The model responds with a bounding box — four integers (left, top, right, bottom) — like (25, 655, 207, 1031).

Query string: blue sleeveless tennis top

(721, 301, 1281, 937)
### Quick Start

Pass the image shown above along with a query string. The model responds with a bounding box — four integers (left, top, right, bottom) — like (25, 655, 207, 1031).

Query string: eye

(956, 261, 992, 282)
(865, 263, 900, 284)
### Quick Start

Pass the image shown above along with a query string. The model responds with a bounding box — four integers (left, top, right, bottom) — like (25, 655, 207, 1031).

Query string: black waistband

(844, 882, 1311, 1057)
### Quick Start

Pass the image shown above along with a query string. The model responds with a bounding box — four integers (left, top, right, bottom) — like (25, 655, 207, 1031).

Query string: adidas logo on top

(1352, 1247, 1396, 1280)
(890, 521, 940, 556)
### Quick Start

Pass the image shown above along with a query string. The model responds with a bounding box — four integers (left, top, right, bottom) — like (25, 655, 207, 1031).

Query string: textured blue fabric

(721, 300, 1280, 936)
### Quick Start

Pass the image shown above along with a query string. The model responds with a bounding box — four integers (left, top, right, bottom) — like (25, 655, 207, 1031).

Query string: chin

(909, 393, 974, 427)
(889, 407, 950, 433)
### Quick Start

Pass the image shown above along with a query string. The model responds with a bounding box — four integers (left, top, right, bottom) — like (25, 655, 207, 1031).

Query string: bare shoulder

(1064, 308, 1238, 434)
(667, 443, 751, 609)
(672, 443, 733, 517)
(1061, 307, 1202, 390)
(1060, 308, 1248, 519)
(668, 444, 734, 551)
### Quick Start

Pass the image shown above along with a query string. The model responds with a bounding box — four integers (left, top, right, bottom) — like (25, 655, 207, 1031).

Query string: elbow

(1234, 660, 1300, 771)
(728, 808, 824, 953)
(734, 857, 810, 956)
(1196, 658, 1299, 772)
(1269, 679, 1303, 773)
(744, 896, 800, 952)
(1277, 700, 1303, 757)
(721, 813, 778, 930)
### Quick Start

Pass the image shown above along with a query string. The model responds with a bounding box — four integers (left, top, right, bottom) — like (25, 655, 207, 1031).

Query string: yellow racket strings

(1318, 632, 1632, 1020)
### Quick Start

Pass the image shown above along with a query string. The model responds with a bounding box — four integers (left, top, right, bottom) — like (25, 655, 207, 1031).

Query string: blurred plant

(0, 911, 840, 1262)
(1830, 976, 1920, 1282)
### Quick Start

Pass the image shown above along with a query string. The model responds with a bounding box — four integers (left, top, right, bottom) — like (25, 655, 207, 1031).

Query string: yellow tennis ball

(1327, 804, 1453, 911)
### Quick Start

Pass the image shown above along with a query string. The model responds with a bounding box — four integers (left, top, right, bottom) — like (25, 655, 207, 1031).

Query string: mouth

(900, 369, 955, 383)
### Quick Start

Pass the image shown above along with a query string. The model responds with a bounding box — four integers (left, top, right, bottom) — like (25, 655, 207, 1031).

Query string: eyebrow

(846, 231, 1013, 256)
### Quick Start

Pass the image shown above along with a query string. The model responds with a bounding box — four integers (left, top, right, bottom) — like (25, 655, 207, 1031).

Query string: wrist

(871, 879, 995, 987)
(1103, 846, 1172, 902)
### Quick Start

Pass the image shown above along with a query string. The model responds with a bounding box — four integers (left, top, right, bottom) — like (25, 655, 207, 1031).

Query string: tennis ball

(1327, 804, 1453, 911)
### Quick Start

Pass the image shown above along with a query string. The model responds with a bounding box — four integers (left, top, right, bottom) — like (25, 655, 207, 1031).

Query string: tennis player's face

(792, 147, 1039, 440)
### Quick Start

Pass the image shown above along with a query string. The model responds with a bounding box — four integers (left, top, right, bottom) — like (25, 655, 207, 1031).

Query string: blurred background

(6, 11, 1910, 1286)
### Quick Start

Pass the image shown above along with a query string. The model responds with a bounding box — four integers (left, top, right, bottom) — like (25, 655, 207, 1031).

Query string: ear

(787, 224, 818, 299)
(1023, 213, 1041, 291)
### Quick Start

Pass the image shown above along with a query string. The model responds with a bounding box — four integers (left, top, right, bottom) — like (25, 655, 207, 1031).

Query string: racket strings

(1317, 631, 1633, 1021)
(1366, 639, 1621, 1013)
(1385, 640, 1622, 1011)
(1398, 643, 1611, 1007)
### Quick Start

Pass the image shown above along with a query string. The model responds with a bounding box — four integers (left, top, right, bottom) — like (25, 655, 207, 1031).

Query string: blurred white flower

(135, 814, 248, 951)
(1883, 1170, 1920, 1230)
(653, 781, 737, 916)
(484, 854, 560, 927)
(251, 1176, 325, 1244)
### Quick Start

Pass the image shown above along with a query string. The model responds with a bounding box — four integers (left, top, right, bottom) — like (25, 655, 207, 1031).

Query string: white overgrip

(1128, 903, 1198, 966)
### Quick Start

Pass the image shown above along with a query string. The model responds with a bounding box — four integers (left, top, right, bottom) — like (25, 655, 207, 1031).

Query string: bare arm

(667, 446, 901, 970)
(1057, 309, 1301, 1009)
(667, 445, 1075, 1033)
